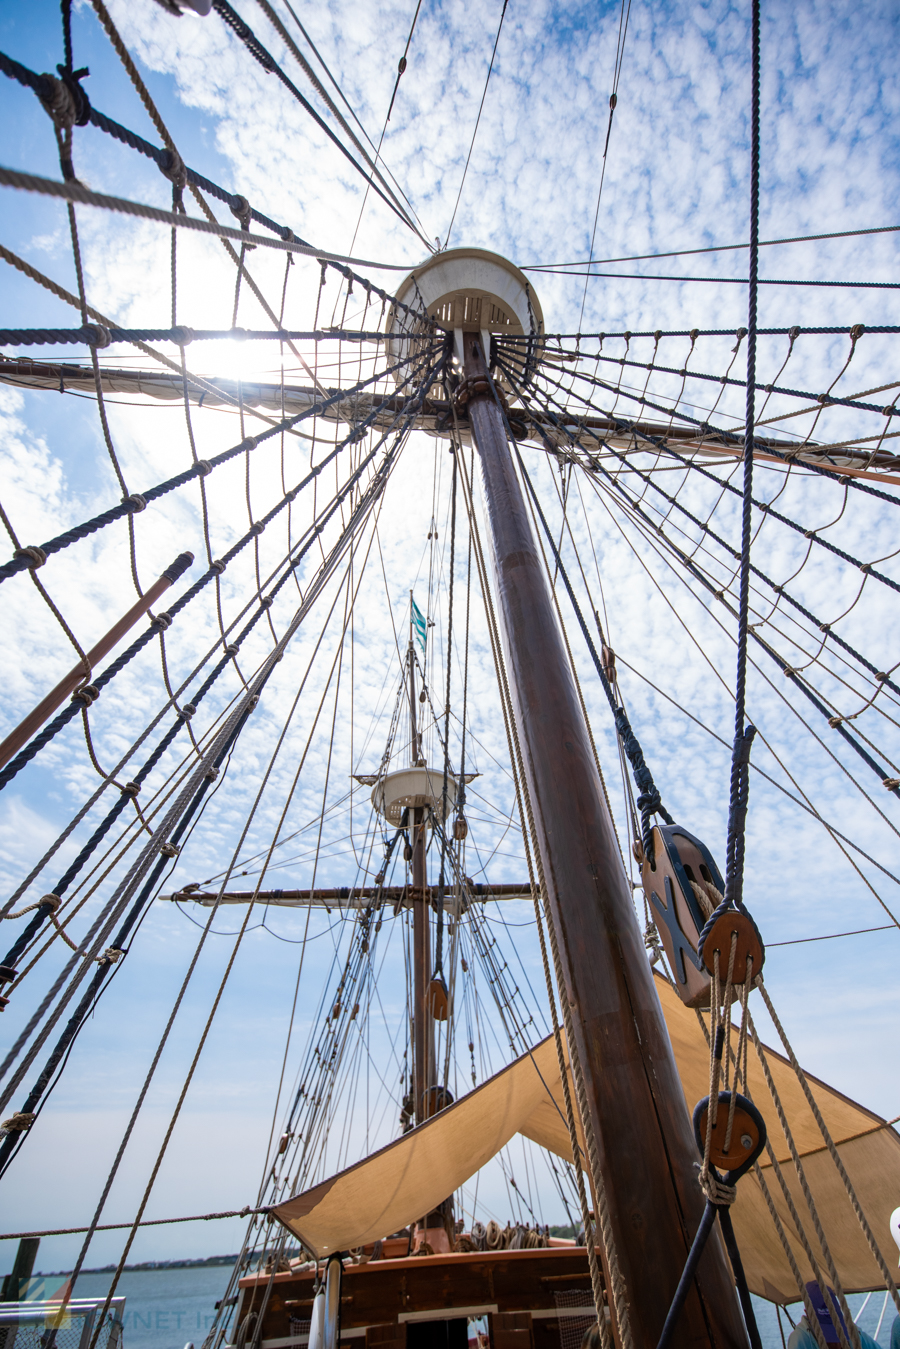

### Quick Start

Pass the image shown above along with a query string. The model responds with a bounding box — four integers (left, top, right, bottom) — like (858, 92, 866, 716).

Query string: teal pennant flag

(411, 598, 427, 653)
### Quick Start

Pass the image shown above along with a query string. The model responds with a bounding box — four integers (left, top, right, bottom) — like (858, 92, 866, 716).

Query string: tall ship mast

(1, 4, 900, 1349)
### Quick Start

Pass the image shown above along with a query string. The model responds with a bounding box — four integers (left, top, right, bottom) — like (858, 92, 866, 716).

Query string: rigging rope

(444, 0, 509, 249)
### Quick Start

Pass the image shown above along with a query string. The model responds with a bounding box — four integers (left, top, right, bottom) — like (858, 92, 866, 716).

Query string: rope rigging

(1, 5, 899, 1343)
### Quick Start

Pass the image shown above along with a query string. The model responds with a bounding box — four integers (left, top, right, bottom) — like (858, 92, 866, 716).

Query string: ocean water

(8, 1268, 898, 1349)
(69, 1267, 230, 1349)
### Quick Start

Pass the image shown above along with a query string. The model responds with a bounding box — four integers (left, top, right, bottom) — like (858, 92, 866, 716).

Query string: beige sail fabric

(521, 975, 900, 1300)
(274, 973, 900, 1297)
(272, 1035, 564, 1257)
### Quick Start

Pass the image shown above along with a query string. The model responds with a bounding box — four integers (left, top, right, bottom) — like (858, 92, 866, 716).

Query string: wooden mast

(462, 331, 748, 1348)
(406, 597, 432, 1131)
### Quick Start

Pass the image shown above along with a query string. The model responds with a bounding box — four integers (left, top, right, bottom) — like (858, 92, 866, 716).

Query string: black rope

(209, 0, 428, 243)
(521, 339, 899, 420)
(0, 344, 444, 794)
(497, 361, 900, 805)
(0, 705, 253, 1179)
(1, 350, 444, 967)
(498, 325, 900, 338)
(0, 327, 430, 345)
(0, 416, 422, 1171)
(508, 355, 900, 565)
(0, 341, 440, 584)
(0, 48, 431, 323)
(529, 269, 900, 289)
(513, 443, 673, 858)
(479, 357, 673, 857)
(569, 437, 900, 703)
(444, 0, 509, 248)
(500, 352, 900, 711)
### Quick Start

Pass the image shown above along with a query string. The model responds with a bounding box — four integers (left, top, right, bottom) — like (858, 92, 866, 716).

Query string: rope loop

(13, 545, 48, 569)
(0, 1112, 36, 1137)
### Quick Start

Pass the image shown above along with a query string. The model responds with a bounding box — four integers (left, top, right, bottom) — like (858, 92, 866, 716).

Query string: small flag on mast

(411, 598, 427, 654)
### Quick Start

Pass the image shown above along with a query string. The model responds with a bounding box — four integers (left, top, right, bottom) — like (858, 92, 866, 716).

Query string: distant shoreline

(34, 1256, 239, 1277)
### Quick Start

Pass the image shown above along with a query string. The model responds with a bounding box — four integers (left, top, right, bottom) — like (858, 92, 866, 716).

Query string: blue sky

(1, 0, 900, 1283)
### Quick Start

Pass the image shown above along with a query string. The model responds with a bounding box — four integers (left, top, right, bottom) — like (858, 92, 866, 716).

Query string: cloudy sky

(1, 0, 899, 1287)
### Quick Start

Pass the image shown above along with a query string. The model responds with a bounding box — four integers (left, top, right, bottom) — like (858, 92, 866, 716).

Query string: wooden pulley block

(641, 824, 724, 1009)
(699, 907, 764, 985)
(693, 1091, 767, 1180)
(428, 976, 450, 1021)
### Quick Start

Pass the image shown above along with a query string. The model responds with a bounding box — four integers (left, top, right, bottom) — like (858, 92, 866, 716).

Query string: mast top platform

(372, 767, 458, 826)
(385, 247, 544, 384)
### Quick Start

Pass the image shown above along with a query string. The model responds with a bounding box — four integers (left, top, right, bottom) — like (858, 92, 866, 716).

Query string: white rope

(756, 978, 900, 1316)
(0, 166, 423, 271)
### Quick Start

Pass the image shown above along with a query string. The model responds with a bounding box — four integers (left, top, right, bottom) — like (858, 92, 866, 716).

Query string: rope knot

(41, 894, 62, 913)
(160, 842, 180, 858)
(71, 683, 99, 706)
(101, 947, 124, 964)
(698, 1169, 737, 1206)
(0, 1111, 36, 1136)
(210, 559, 226, 575)
(82, 324, 111, 348)
(882, 777, 900, 791)
(180, 702, 197, 720)
(13, 545, 48, 569)
(170, 326, 195, 347)
(151, 612, 173, 631)
(120, 781, 141, 798)
(38, 68, 91, 130)
(124, 492, 147, 512)
(229, 194, 252, 231)
(159, 147, 188, 190)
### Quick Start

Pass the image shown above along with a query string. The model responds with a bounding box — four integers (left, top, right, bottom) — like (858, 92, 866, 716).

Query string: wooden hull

(238, 1246, 597, 1347)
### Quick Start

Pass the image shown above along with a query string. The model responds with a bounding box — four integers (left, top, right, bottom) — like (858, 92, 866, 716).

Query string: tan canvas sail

(274, 974, 900, 1298)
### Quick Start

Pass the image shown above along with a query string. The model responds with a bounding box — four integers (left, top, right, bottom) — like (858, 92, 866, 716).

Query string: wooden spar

(0, 550, 193, 772)
(161, 881, 532, 906)
(406, 627, 433, 1128)
(462, 332, 748, 1349)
